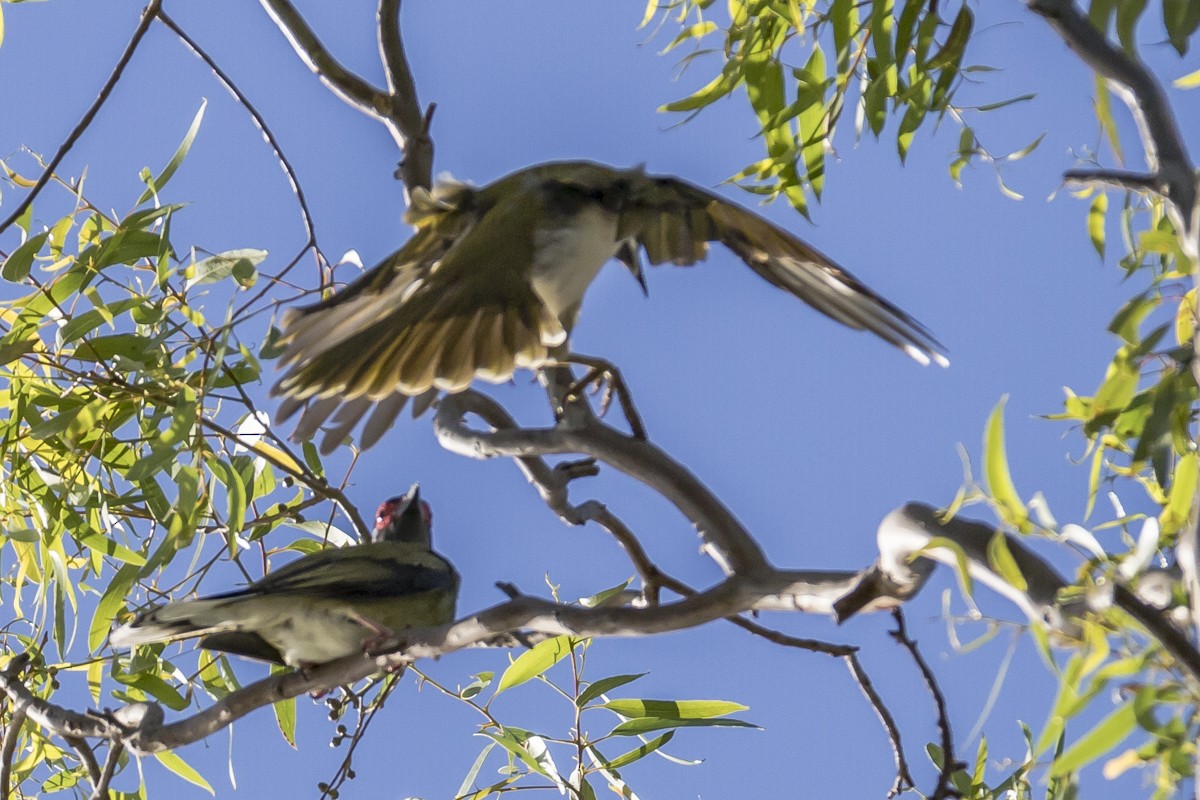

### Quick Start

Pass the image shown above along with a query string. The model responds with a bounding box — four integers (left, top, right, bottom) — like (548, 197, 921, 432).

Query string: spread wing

(615, 175, 947, 366)
(272, 186, 564, 451)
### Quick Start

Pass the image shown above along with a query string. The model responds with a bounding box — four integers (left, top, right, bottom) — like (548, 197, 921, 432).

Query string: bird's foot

(559, 354, 648, 440)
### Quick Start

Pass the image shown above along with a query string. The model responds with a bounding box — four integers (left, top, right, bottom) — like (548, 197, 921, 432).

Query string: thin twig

(0, 0, 164, 237)
(197, 416, 371, 540)
(154, 10, 325, 299)
(890, 609, 961, 800)
(844, 652, 914, 797)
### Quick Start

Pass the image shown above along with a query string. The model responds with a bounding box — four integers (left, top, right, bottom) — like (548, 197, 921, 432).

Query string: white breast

(530, 205, 620, 324)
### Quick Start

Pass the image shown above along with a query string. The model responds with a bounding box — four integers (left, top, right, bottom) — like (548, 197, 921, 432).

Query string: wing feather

(618, 174, 947, 365)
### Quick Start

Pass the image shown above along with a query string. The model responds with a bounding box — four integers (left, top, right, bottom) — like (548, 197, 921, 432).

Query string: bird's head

(372, 483, 433, 546)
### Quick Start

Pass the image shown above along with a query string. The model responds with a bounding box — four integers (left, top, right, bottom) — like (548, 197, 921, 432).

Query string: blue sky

(2, 1, 1198, 797)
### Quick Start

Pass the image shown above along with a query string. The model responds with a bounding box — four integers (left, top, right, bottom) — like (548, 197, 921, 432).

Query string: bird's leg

(552, 353, 648, 440)
(348, 611, 396, 654)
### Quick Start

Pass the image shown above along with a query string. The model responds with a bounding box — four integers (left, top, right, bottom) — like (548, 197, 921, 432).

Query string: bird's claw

(560, 358, 648, 440)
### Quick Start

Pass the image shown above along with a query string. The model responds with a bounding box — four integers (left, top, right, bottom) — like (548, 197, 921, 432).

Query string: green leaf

(609, 717, 759, 736)
(983, 396, 1029, 532)
(1050, 701, 1136, 776)
(601, 698, 747, 719)
(1164, 0, 1200, 54)
(478, 730, 550, 777)
(577, 673, 648, 707)
(71, 527, 146, 567)
(185, 249, 268, 290)
(455, 742, 497, 799)
(986, 531, 1027, 592)
(660, 65, 741, 112)
(1088, 192, 1107, 258)
(602, 731, 676, 770)
(928, 5, 973, 70)
(1160, 452, 1197, 535)
(1115, 0, 1147, 53)
(154, 751, 215, 795)
(137, 101, 207, 205)
(272, 665, 297, 748)
(494, 635, 573, 695)
(1174, 67, 1200, 88)
(3, 231, 49, 281)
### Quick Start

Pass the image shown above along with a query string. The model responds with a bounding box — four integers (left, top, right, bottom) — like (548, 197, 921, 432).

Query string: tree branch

(154, 10, 326, 301)
(1027, 0, 1196, 249)
(1062, 168, 1164, 194)
(435, 390, 770, 576)
(259, 0, 433, 193)
(1, 706, 26, 800)
(845, 652, 914, 797)
(0, 0, 164, 238)
(890, 609, 962, 800)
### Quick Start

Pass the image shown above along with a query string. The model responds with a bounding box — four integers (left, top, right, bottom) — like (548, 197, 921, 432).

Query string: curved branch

(1027, 0, 1196, 247)
(154, 10, 325, 303)
(0, 0, 164, 237)
(1, 706, 26, 800)
(435, 390, 770, 575)
(259, 0, 433, 192)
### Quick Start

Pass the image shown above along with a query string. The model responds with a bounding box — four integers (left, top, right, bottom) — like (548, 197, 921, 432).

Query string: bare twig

(0, 0, 164, 237)
(891, 609, 962, 800)
(844, 652, 914, 797)
(154, 10, 326, 299)
(1112, 585, 1200, 686)
(377, 0, 433, 190)
(197, 416, 371, 540)
(1061, 168, 1164, 195)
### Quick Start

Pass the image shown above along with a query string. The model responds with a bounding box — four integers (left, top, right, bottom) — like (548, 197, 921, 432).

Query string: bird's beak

(402, 483, 421, 512)
(615, 240, 648, 297)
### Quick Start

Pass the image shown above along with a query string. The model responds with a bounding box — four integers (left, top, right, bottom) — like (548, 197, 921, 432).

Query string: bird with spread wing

(273, 161, 947, 451)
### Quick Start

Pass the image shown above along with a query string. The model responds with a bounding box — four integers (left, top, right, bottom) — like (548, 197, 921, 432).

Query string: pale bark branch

(1027, 0, 1200, 678)
(89, 742, 121, 800)
(435, 390, 770, 575)
(0, 501, 1112, 761)
(62, 735, 101, 790)
(259, 0, 433, 192)
(1, 706, 26, 800)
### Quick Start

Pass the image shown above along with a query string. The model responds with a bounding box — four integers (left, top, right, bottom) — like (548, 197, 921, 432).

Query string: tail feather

(109, 599, 237, 648)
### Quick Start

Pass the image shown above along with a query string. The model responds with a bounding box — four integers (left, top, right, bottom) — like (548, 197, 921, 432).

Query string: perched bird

(273, 161, 947, 450)
(109, 485, 458, 669)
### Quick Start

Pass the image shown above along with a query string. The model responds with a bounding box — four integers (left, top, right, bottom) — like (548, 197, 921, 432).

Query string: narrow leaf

(495, 635, 573, 695)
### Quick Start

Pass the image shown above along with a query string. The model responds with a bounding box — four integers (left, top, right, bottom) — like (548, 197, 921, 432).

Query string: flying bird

(110, 485, 458, 668)
(273, 161, 947, 450)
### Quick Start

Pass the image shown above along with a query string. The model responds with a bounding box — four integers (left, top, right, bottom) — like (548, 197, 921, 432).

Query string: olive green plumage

(109, 486, 458, 668)
(273, 161, 947, 450)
